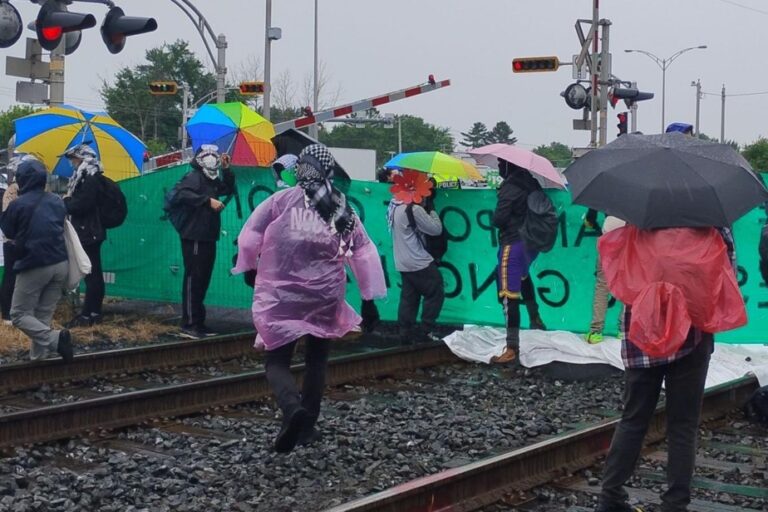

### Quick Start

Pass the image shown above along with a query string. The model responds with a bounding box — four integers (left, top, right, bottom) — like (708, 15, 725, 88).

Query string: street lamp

(624, 45, 707, 132)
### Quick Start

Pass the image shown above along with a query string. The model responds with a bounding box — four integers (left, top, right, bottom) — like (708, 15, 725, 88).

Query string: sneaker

(274, 407, 309, 453)
(586, 332, 604, 344)
(66, 315, 92, 328)
(89, 313, 103, 325)
(178, 327, 202, 340)
(296, 427, 322, 447)
(195, 326, 218, 337)
(57, 329, 74, 363)
(491, 346, 516, 364)
(3, 320, 11, 326)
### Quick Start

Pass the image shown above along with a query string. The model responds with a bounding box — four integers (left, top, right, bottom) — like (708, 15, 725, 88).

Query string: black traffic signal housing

(611, 87, 654, 107)
(239, 81, 265, 96)
(617, 112, 628, 137)
(148, 81, 178, 95)
(35, 0, 96, 51)
(512, 56, 560, 73)
(101, 7, 157, 54)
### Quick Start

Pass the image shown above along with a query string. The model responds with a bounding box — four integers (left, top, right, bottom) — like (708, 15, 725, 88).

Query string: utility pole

(691, 79, 702, 137)
(630, 81, 638, 133)
(263, 0, 272, 119)
(720, 84, 726, 143)
(589, 0, 599, 147)
(597, 19, 611, 146)
(181, 83, 190, 149)
(397, 116, 402, 153)
(48, 41, 65, 106)
(216, 34, 227, 103)
(310, 0, 320, 139)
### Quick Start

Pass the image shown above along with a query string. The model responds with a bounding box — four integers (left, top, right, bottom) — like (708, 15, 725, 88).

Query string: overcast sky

(2, 0, 767, 149)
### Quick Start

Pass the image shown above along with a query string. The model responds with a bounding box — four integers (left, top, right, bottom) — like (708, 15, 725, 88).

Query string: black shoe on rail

(57, 329, 74, 363)
(274, 407, 309, 453)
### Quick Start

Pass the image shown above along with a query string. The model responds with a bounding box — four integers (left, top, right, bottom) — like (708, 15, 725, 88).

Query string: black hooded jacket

(492, 165, 542, 245)
(64, 171, 105, 246)
(760, 204, 768, 285)
(174, 167, 235, 242)
(0, 161, 67, 272)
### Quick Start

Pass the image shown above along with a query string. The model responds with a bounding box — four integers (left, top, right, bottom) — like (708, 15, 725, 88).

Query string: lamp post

(624, 45, 706, 132)
(309, 0, 319, 139)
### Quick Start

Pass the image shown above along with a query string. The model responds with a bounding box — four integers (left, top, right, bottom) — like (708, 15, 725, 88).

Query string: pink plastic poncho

(598, 226, 746, 358)
(233, 187, 387, 351)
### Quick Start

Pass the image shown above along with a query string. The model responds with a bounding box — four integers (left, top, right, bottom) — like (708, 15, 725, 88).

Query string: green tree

(320, 115, 454, 166)
(487, 121, 517, 145)
(460, 122, 489, 148)
(0, 105, 38, 149)
(533, 142, 573, 168)
(742, 138, 768, 172)
(697, 132, 739, 151)
(100, 40, 222, 150)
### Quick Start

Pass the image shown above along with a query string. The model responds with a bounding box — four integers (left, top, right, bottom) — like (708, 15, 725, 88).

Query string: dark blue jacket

(0, 161, 67, 272)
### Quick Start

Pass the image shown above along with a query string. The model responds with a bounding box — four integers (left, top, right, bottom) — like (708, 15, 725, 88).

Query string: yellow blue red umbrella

(13, 105, 146, 181)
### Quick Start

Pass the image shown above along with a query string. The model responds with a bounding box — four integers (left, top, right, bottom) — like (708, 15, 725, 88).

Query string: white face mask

(196, 153, 221, 180)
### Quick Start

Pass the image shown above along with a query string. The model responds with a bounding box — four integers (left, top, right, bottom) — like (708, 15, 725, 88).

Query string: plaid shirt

(621, 228, 734, 369)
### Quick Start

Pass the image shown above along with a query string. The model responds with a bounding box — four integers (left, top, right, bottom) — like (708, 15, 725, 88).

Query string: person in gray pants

(0, 158, 73, 362)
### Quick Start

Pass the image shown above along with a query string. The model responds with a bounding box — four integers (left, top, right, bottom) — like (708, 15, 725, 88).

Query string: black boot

(525, 301, 546, 330)
(274, 406, 308, 453)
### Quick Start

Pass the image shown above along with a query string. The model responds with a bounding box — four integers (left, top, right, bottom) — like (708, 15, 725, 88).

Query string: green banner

(103, 165, 768, 343)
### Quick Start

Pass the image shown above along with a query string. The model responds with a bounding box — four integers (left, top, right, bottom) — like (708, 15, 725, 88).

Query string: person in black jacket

(173, 145, 235, 338)
(0, 159, 74, 362)
(62, 144, 106, 327)
(492, 159, 546, 364)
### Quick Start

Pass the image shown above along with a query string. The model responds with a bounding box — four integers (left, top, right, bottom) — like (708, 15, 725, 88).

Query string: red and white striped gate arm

(273, 78, 451, 133)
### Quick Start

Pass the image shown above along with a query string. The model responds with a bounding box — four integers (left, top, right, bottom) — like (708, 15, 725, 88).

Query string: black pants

(265, 337, 330, 429)
(504, 276, 537, 331)
(398, 262, 445, 334)
(181, 239, 216, 329)
(82, 241, 104, 316)
(598, 336, 713, 512)
(1, 242, 18, 319)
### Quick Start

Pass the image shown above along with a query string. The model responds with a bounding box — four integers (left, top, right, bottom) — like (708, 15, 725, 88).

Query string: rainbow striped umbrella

(384, 151, 484, 181)
(186, 102, 276, 167)
(14, 105, 146, 181)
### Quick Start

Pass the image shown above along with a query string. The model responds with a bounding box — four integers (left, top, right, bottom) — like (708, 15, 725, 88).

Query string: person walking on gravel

(234, 144, 386, 453)
(0, 159, 74, 362)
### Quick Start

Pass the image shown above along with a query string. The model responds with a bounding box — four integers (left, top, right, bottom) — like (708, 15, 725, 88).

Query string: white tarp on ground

(443, 326, 768, 389)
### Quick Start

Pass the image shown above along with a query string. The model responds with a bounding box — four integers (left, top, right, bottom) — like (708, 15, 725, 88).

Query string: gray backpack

(519, 190, 558, 253)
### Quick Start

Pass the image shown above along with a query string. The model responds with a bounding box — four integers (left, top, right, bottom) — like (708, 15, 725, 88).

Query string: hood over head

(15, 159, 48, 194)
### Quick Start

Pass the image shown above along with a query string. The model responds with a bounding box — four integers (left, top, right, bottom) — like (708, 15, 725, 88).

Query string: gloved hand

(361, 300, 380, 333)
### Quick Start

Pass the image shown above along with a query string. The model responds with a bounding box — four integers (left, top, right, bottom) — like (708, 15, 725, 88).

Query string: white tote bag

(62, 219, 92, 290)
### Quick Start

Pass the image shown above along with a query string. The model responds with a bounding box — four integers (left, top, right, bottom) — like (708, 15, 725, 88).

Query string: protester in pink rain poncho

(233, 144, 386, 453)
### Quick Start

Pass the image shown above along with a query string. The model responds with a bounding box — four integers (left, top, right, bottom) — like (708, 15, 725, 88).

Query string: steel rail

(0, 343, 454, 448)
(326, 375, 759, 512)
(0, 332, 256, 395)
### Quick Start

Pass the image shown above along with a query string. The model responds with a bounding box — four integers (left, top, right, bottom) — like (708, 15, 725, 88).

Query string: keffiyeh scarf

(296, 144, 357, 252)
(67, 156, 103, 196)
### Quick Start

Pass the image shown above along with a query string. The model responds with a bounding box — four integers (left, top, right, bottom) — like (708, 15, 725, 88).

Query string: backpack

(519, 190, 558, 253)
(163, 178, 192, 234)
(405, 204, 448, 263)
(98, 175, 127, 229)
(744, 385, 768, 425)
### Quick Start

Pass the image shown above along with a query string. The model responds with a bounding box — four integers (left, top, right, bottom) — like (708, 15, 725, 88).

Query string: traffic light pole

(168, 0, 227, 103)
(598, 19, 611, 147)
(589, 0, 598, 147)
(48, 41, 65, 106)
(263, 0, 273, 120)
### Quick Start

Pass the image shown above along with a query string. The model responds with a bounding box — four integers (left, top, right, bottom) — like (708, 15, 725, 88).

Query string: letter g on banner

(536, 269, 570, 307)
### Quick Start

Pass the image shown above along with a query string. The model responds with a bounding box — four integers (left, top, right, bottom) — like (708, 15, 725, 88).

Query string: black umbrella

(564, 133, 768, 228)
(271, 128, 350, 182)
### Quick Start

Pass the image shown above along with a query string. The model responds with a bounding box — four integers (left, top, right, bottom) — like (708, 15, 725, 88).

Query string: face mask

(196, 153, 221, 180)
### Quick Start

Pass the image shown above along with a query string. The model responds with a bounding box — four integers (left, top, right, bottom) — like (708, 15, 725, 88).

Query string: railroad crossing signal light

(512, 56, 560, 73)
(148, 81, 178, 95)
(101, 7, 157, 54)
(617, 112, 628, 137)
(35, 0, 96, 51)
(239, 81, 265, 96)
(611, 87, 654, 107)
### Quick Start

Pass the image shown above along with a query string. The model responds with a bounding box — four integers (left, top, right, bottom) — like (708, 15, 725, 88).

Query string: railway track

(0, 340, 454, 448)
(326, 375, 760, 512)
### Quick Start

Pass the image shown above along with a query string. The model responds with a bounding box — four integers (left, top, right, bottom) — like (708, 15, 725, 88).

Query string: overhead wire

(713, 0, 768, 15)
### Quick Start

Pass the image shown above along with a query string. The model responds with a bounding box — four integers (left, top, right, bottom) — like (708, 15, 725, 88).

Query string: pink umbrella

(468, 143, 567, 189)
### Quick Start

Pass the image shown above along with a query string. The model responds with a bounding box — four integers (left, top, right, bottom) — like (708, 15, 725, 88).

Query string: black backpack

(405, 204, 448, 263)
(163, 178, 192, 234)
(519, 190, 558, 253)
(98, 175, 127, 229)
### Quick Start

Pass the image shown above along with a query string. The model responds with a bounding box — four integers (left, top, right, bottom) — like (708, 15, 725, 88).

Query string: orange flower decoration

(390, 170, 433, 204)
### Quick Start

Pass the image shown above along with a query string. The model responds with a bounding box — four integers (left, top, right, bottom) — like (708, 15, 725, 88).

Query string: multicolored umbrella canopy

(384, 151, 484, 181)
(186, 102, 276, 166)
(14, 105, 146, 181)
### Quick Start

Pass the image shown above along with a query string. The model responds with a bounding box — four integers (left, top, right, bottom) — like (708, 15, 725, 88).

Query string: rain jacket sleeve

(232, 193, 276, 274)
(347, 221, 387, 301)
(175, 172, 212, 208)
